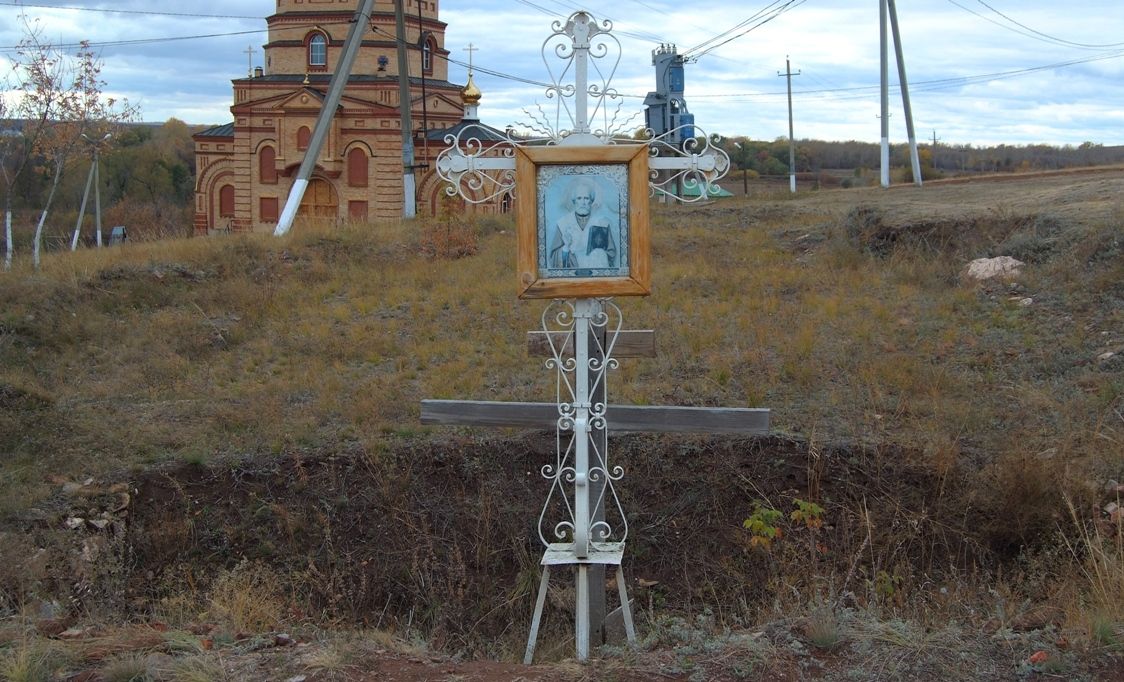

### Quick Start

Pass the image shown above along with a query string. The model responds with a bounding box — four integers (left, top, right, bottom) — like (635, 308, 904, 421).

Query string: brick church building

(193, 0, 491, 233)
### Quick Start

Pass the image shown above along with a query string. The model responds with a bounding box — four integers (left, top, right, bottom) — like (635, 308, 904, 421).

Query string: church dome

(461, 73, 482, 106)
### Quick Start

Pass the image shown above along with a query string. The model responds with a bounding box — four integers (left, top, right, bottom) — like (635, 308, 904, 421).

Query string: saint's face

(572, 189, 593, 217)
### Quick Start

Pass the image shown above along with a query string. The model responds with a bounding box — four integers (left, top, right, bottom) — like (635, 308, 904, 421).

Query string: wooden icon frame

(515, 144, 651, 299)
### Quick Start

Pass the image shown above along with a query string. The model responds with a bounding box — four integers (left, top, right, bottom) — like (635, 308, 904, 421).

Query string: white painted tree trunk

(32, 160, 65, 270)
(4, 209, 12, 271)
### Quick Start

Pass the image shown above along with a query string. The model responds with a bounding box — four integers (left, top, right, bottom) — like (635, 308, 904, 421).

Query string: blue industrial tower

(643, 44, 694, 146)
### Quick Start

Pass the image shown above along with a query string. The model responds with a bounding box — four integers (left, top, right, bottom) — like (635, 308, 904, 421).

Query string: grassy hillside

(0, 171, 1122, 679)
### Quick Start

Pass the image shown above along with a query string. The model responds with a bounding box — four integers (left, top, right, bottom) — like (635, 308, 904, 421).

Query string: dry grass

(207, 560, 286, 634)
(1063, 495, 1124, 648)
(1, 170, 1122, 674)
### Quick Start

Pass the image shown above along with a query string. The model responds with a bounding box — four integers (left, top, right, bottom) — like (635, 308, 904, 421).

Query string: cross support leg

(576, 564, 590, 660)
(616, 566, 636, 644)
(524, 565, 552, 665)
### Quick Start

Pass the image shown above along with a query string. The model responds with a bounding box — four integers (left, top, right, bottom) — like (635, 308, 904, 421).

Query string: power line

(0, 28, 268, 52)
(684, 49, 1124, 102)
(0, 1, 259, 20)
(681, 0, 788, 56)
(974, 0, 1124, 49)
(682, 0, 807, 60)
(944, 0, 1124, 50)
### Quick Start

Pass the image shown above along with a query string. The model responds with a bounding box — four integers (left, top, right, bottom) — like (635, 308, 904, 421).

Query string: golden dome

(461, 73, 482, 106)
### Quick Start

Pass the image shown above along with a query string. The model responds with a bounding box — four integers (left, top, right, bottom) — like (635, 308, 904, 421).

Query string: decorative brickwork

(192, 0, 491, 234)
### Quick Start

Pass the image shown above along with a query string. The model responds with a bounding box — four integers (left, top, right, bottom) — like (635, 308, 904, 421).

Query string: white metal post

(572, 298, 593, 658)
(572, 15, 591, 134)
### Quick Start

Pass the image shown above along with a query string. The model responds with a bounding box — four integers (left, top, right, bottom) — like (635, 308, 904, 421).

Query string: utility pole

(879, 0, 921, 187)
(275, 0, 376, 236)
(879, 0, 890, 187)
(887, 0, 921, 186)
(417, 0, 430, 165)
(778, 56, 800, 194)
(931, 129, 940, 172)
(395, 0, 416, 217)
(71, 132, 111, 250)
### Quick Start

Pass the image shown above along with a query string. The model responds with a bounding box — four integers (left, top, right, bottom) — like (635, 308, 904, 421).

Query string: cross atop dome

(461, 43, 482, 116)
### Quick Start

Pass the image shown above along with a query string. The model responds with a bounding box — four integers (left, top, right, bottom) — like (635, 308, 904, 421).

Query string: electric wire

(681, 0, 805, 59)
(0, 1, 259, 20)
(944, 0, 1124, 50)
(973, 0, 1124, 49)
(688, 48, 1124, 103)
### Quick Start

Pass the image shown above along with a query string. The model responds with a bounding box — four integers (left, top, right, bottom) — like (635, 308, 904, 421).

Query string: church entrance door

(298, 178, 339, 219)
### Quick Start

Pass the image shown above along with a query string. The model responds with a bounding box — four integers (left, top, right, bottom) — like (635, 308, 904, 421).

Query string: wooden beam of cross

(421, 400, 769, 434)
(419, 325, 769, 658)
(423, 329, 768, 434)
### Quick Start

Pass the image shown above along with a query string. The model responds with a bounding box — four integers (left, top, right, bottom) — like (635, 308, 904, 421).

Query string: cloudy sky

(1, 0, 1122, 146)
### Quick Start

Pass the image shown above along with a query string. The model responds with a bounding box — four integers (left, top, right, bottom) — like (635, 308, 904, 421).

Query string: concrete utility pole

(879, 0, 890, 187)
(931, 129, 941, 172)
(879, 0, 921, 187)
(276, 0, 377, 236)
(778, 56, 800, 194)
(395, 0, 416, 217)
(887, 0, 921, 186)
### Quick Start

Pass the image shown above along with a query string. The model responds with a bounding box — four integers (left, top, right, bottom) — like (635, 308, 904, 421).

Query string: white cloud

(0, 0, 1121, 145)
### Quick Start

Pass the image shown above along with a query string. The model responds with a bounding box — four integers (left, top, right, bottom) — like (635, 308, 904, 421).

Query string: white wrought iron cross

(426, 10, 755, 665)
(436, 10, 731, 203)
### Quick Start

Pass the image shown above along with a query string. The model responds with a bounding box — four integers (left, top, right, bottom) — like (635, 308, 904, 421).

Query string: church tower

(193, 0, 474, 233)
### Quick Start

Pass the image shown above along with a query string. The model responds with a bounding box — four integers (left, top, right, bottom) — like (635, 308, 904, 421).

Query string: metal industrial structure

(643, 44, 694, 147)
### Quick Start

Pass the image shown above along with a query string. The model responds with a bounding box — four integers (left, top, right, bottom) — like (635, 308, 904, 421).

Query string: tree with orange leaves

(2, 12, 137, 270)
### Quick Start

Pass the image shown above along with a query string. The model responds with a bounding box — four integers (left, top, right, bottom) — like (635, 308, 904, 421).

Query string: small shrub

(995, 214, 1068, 263)
(804, 605, 843, 651)
(743, 503, 784, 549)
(0, 640, 68, 682)
(419, 196, 478, 259)
(208, 559, 286, 633)
(101, 197, 193, 243)
(161, 654, 230, 682)
(100, 653, 153, 682)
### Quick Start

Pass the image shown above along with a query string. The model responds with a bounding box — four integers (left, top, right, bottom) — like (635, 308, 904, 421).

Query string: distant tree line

(718, 136, 1124, 184)
(1, 118, 199, 251)
(1, 11, 201, 268)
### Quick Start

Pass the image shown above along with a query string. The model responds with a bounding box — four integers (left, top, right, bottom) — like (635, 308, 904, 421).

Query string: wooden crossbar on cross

(422, 329, 769, 435)
(419, 327, 769, 657)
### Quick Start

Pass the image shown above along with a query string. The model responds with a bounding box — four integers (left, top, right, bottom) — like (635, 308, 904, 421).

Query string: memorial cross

(428, 11, 764, 663)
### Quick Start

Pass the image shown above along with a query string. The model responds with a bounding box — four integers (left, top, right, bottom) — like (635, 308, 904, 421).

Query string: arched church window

(422, 36, 435, 74)
(259, 145, 277, 184)
(219, 185, 235, 217)
(297, 126, 311, 151)
(308, 34, 327, 67)
(347, 147, 368, 187)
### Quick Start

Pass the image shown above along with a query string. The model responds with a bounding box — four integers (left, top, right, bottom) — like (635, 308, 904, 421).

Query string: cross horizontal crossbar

(526, 330, 656, 358)
(420, 400, 769, 435)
